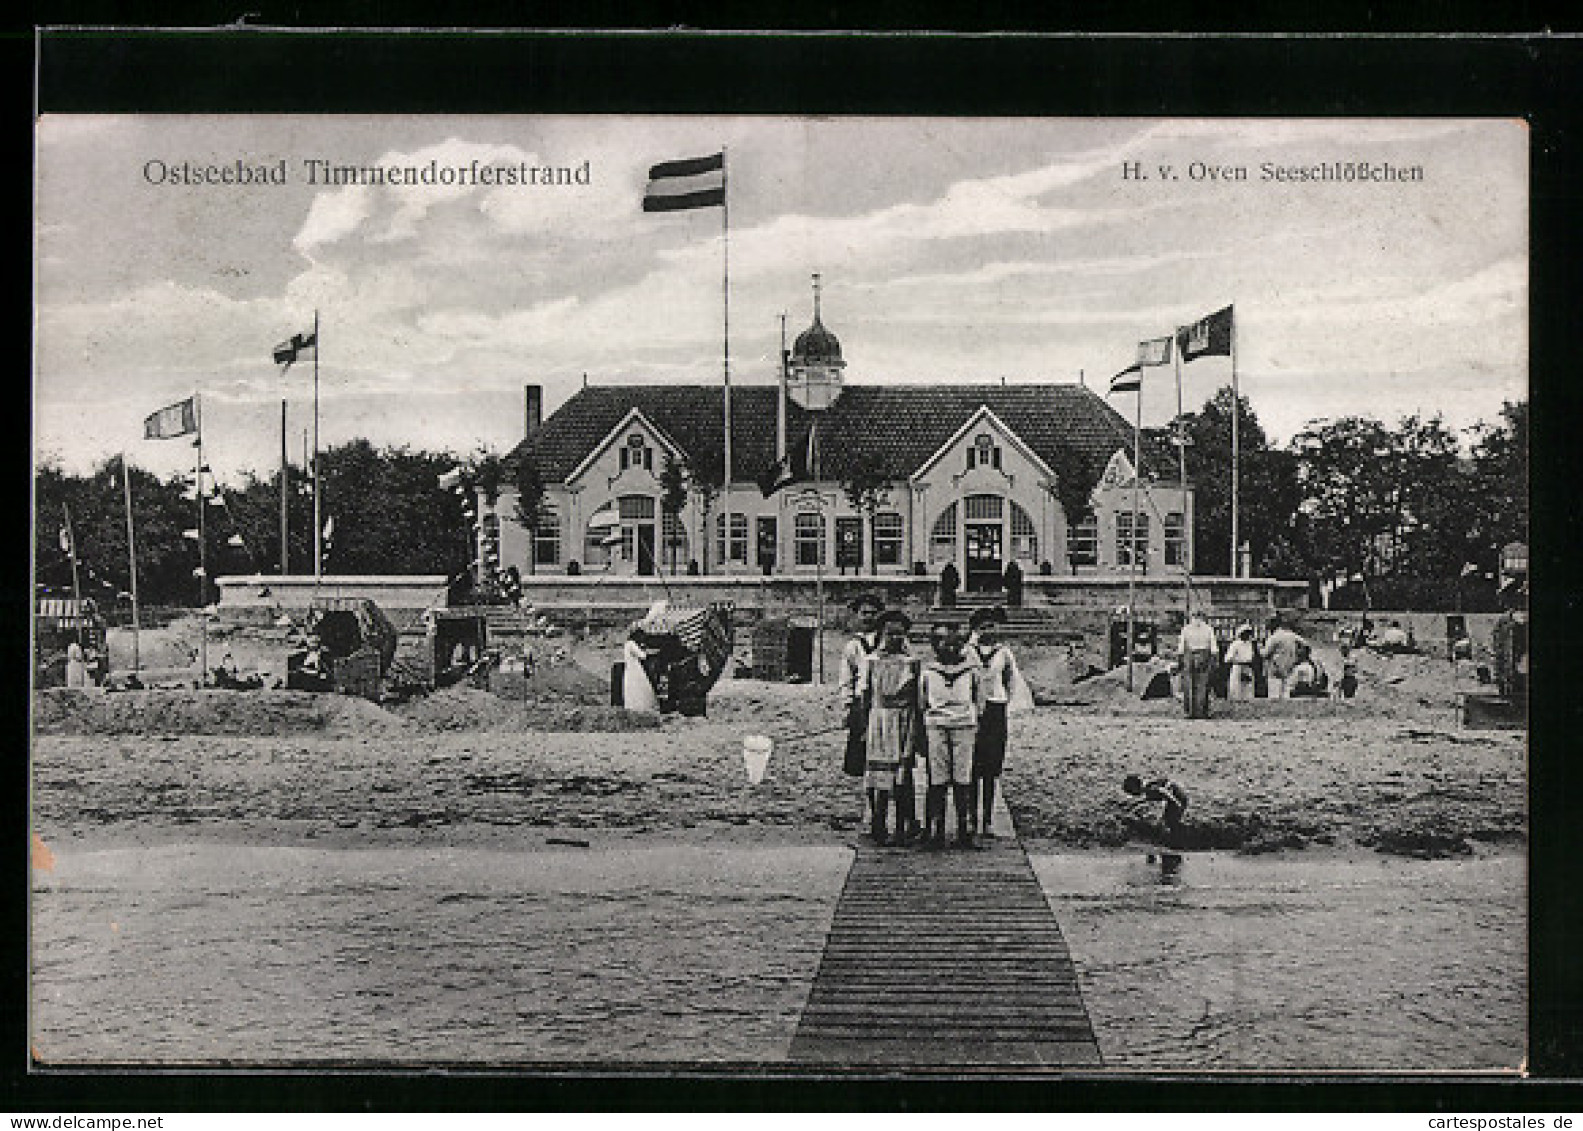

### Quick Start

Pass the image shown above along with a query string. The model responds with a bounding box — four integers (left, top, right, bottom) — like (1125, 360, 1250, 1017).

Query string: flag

(642, 153, 725, 213)
(757, 427, 815, 496)
(1176, 305, 1234, 362)
(1136, 336, 1173, 367)
(58, 527, 70, 553)
(182, 528, 200, 540)
(143, 397, 197, 440)
(322, 516, 335, 541)
(273, 330, 317, 371)
(1108, 365, 1142, 396)
(227, 534, 245, 547)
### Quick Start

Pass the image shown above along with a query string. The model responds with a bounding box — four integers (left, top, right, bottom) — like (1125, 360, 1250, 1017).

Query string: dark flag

(642, 153, 726, 213)
(143, 396, 197, 440)
(1176, 305, 1234, 362)
(273, 330, 317, 371)
(757, 427, 815, 496)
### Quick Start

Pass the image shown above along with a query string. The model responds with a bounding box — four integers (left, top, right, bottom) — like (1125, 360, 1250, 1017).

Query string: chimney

(525, 384, 543, 440)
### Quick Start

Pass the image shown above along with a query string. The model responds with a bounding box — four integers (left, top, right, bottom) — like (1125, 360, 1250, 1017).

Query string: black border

(19, 27, 1583, 1112)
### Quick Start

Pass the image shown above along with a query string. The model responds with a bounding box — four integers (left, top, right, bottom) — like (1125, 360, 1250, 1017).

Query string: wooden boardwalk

(789, 802, 1102, 1068)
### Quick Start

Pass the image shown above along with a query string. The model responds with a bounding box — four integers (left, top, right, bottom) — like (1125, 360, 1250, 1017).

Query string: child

(919, 621, 984, 849)
(1223, 624, 1257, 701)
(967, 606, 1022, 837)
(863, 609, 921, 846)
(840, 593, 885, 827)
(1122, 773, 1189, 845)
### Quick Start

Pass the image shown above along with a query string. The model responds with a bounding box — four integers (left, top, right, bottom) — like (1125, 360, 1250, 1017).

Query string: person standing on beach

(1178, 609, 1217, 719)
(1262, 615, 1305, 699)
(919, 621, 984, 849)
(967, 606, 1020, 837)
(621, 626, 660, 713)
(1223, 623, 1257, 702)
(839, 593, 885, 825)
(863, 610, 921, 845)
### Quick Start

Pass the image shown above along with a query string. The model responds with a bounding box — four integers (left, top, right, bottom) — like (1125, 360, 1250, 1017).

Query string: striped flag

(143, 397, 197, 440)
(642, 153, 725, 213)
(1108, 365, 1142, 396)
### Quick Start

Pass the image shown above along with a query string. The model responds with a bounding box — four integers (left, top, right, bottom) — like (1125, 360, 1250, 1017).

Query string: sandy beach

(29, 625, 1527, 1070)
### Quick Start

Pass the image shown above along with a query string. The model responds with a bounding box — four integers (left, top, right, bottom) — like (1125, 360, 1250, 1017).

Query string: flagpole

(196, 391, 208, 680)
(1127, 381, 1141, 693)
(720, 147, 732, 575)
(814, 415, 824, 687)
(1174, 342, 1191, 609)
(312, 308, 322, 585)
(62, 502, 83, 647)
(280, 399, 290, 576)
(121, 453, 141, 672)
(1229, 305, 1240, 579)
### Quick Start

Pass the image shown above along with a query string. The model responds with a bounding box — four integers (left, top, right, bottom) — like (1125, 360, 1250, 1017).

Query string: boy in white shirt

(919, 621, 984, 849)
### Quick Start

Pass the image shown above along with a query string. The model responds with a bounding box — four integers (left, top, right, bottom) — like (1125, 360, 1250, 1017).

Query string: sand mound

(32, 688, 402, 737)
(387, 686, 659, 732)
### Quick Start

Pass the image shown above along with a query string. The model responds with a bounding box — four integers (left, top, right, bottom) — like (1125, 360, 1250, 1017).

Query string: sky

(34, 116, 1527, 483)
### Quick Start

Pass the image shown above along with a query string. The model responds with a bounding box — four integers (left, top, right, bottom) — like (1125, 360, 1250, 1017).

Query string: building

(492, 286, 1193, 590)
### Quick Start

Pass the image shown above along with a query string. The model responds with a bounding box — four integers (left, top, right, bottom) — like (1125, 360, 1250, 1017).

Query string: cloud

(294, 185, 374, 252)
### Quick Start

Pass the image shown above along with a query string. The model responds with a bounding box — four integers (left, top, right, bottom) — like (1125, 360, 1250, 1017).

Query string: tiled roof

(508, 382, 1176, 487)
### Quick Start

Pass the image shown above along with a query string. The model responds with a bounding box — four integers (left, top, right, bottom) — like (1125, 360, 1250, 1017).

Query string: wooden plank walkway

(789, 796, 1102, 1068)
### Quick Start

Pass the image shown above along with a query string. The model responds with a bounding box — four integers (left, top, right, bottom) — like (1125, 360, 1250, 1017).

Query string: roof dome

(792, 313, 844, 365)
(791, 273, 845, 367)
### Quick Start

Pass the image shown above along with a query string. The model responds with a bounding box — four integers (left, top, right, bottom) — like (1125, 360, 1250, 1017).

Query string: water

(31, 842, 850, 1065)
(1030, 849, 1525, 1072)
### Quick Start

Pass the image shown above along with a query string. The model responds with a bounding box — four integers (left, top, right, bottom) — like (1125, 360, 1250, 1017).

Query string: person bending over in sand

(1123, 774, 1189, 845)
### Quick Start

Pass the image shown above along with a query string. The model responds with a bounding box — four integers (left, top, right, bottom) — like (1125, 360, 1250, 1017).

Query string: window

(930, 503, 958, 565)
(1164, 512, 1186, 567)
(873, 512, 904, 566)
(836, 516, 864, 569)
(795, 512, 826, 566)
(965, 494, 1003, 521)
(662, 510, 689, 571)
(1117, 511, 1151, 567)
(1009, 501, 1038, 562)
(1067, 515, 1098, 567)
(967, 433, 1001, 471)
(584, 512, 615, 569)
(618, 495, 655, 520)
(618, 433, 654, 472)
(534, 502, 561, 566)
(715, 512, 748, 565)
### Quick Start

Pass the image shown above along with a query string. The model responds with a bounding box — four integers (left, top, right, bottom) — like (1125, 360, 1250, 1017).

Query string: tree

(840, 450, 891, 576)
(510, 453, 547, 575)
(658, 454, 689, 575)
(315, 440, 473, 577)
(1183, 389, 1304, 577)
(1046, 446, 1101, 574)
(1468, 399, 1528, 551)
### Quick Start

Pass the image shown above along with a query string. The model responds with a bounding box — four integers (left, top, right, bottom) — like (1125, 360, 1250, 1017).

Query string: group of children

(839, 594, 1030, 850)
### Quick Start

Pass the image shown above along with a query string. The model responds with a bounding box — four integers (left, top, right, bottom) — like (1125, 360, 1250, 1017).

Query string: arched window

(794, 512, 826, 566)
(930, 502, 958, 565)
(534, 501, 561, 567)
(1009, 500, 1038, 562)
(873, 512, 904, 566)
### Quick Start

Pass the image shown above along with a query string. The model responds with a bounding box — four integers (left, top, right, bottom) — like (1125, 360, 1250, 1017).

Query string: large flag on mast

(143, 397, 197, 440)
(1176, 305, 1233, 362)
(642, 153, 726, 212)
(1108, 366, 1142, 395)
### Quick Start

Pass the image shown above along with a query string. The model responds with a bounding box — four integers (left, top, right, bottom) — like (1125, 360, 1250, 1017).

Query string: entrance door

(965, 523, 1004, 592)
(636, 524, 657, 576)
(756, 516, 778, 573)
